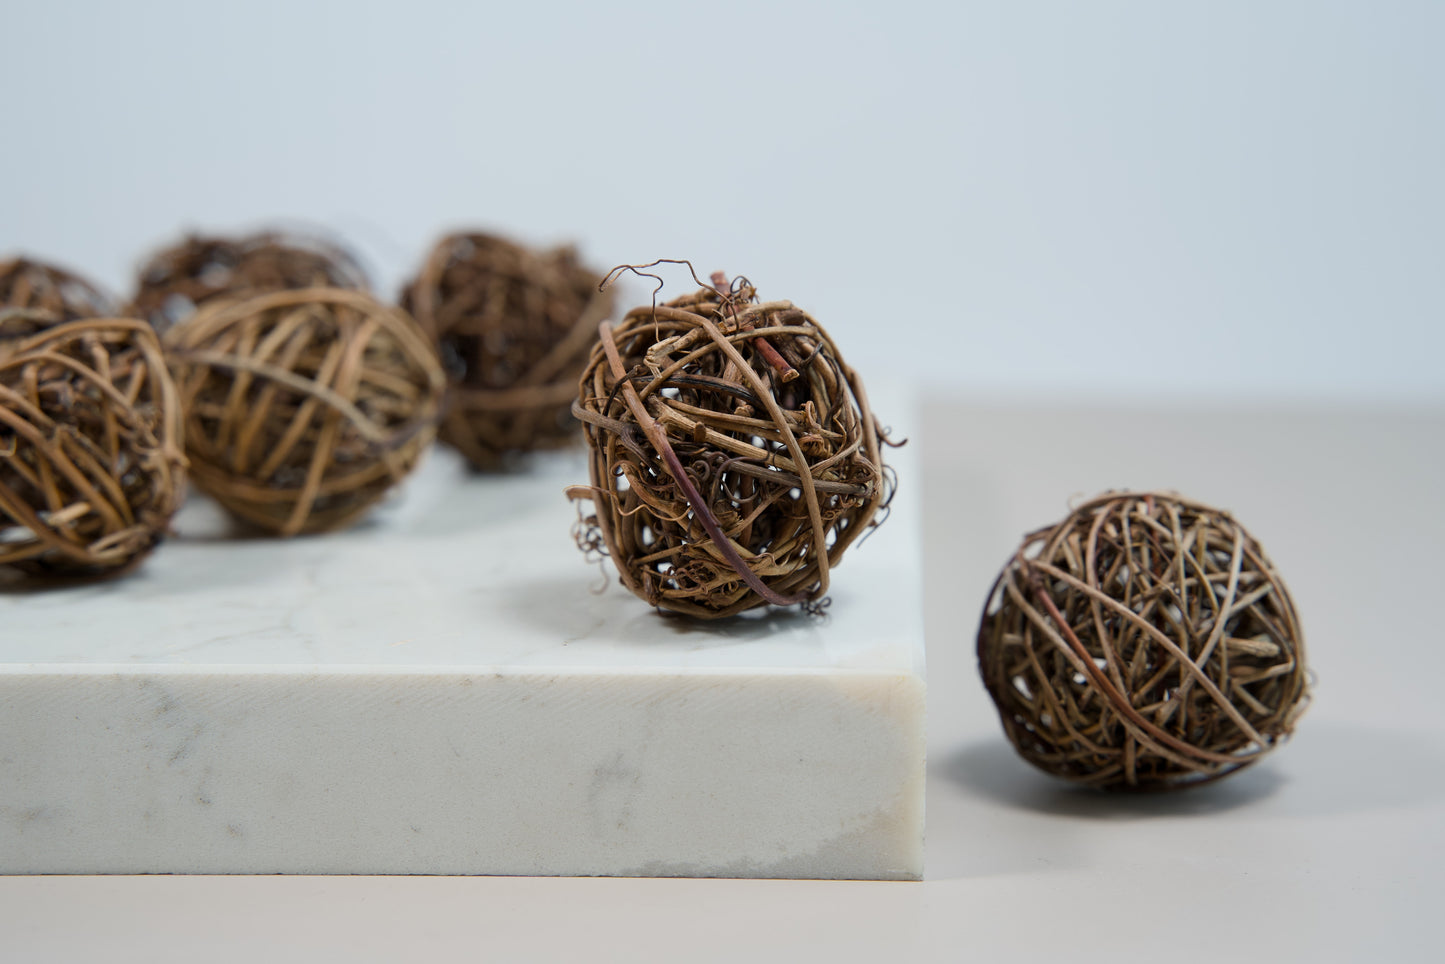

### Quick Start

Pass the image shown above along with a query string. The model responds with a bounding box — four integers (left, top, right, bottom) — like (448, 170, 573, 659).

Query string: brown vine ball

(570, 270, 892, 619)
(163, 288, 446, 536)
(0, 319, 185, 578)
(131, 231, 369, 334)
(400, 233, 613, 470)
(976, 492, 1310, 791)
(1, 258, 118, 341)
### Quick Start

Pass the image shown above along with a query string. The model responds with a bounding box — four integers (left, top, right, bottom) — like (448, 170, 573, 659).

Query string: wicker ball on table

(0, 319, 185, 577)
(131, 232, 369, 333)
(1, 258, 117, 341)
(977, 492, 1310, 790)
(570, 269, 892, 619)
(164, 288, 446, 536)
(401, 233, 613, 469)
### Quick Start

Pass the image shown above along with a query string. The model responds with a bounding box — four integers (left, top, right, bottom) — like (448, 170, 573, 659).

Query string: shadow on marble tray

(498, 570, 819, 649)
(652, 599, 818, 641)
(166, 484, 529, 545)
(164, 447, 582, 545)
(0, 539, 305, 600)
(0, 566, 136, 596)
(395, 476, 575, 541)
(940, 720, 1445, 820)
(939, 740, 1284, 818)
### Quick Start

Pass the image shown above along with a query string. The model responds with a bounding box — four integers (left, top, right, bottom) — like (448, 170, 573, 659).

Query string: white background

(3, 0, 1440, 403)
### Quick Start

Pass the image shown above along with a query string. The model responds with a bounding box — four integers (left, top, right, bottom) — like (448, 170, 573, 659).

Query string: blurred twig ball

(1, 258, 118, 340)
(164, 288, 446, 536)
(400, 233, 613, 469)
(0, 319, 185, 577)
(977, 492, 1310, 790)
(570, 265, 893, 619)
(131, 232, 369, 333)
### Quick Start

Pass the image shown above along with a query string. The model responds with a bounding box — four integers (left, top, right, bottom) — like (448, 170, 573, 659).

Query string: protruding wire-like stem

(710, 271, 798, 383)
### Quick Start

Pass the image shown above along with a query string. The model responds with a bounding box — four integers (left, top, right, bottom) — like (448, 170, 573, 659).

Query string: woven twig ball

(164, 288, 446, 536)
(0, 319, 185, 577)
(570, 271, 891, 619)
(132, 232, 368, 333)
(977, 492, 1310, 790)
(1, 258, 117, 340)
(400, 233, 613, 469)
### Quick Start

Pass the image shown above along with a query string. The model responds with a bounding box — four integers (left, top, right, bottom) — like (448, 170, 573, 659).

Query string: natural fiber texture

(977, 492, 1310, 791)
(0, 319, 185, 577)
(401, 233, 613, 469)
(1, 258, 117, 341)
(570, 268, 891, 619)
(164, 287, 446, 536)
(132, 232, 369, 333)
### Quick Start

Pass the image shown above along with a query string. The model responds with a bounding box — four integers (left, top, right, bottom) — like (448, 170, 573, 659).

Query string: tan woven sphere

(0, 319, 185, 577)
(400, 233, 613, 469)
(132, 232, 368, 333)
(164, 288, 445, 536)
(570, 273, 891, 619)
(1, 258, 117, 340)
(977, 492, 1310, 791)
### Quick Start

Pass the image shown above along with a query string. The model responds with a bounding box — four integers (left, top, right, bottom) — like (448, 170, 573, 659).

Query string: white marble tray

(0, 414, 925, 879)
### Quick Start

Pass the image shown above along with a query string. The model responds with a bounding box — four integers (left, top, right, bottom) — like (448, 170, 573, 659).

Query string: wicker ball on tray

(163, 288, 446, 536)
(569, 269, 892, 619)
(1, 258, 118, 341)
(131, 231, 368, 333)
(0, 319, 185, 577)
(401, 233, 613, 469)
(977, 492, 1310, 790)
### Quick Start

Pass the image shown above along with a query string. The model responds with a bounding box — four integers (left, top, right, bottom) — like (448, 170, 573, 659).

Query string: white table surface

(4, 398, 1442, 963)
